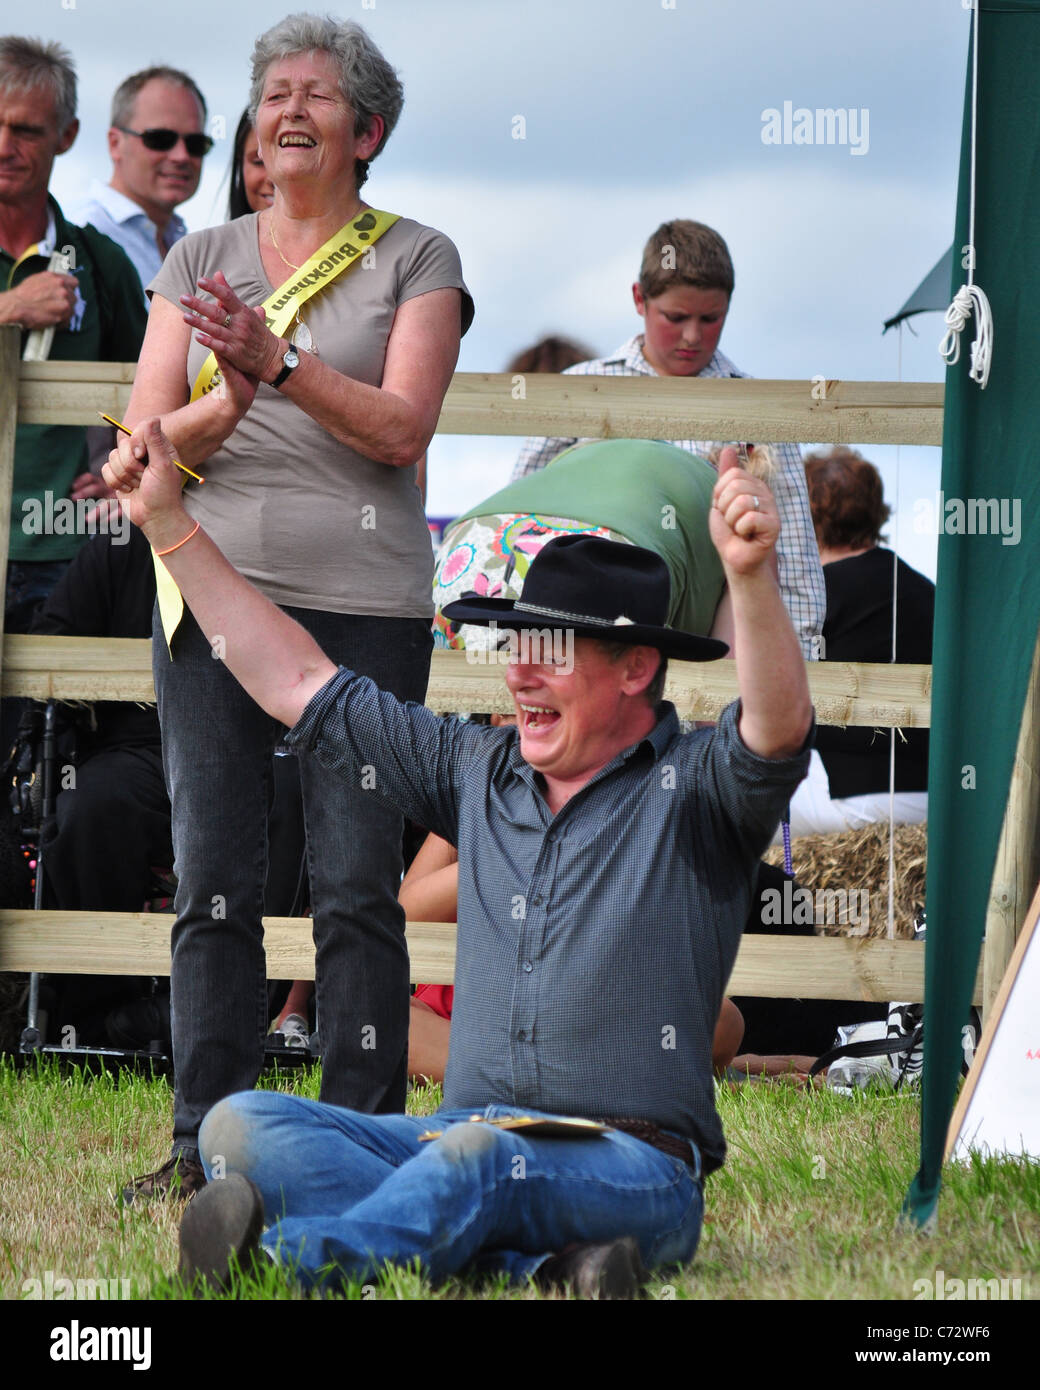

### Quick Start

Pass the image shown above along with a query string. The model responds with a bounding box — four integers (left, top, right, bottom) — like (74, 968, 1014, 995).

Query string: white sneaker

(277, 1013, 310, 1049)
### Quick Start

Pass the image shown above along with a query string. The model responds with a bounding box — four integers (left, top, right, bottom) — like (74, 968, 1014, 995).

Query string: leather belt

(597, 1115, 697, 1172)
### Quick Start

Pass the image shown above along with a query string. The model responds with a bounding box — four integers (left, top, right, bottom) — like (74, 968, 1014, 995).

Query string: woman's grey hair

(249, 14, 403, 187)
(0, 36, 77, 131)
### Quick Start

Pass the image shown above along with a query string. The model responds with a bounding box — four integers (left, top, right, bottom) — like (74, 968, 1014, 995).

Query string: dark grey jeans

(152, 602, 433, 1156)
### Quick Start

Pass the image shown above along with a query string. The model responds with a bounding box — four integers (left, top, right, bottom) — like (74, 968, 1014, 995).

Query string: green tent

(906, 0, 1040, 1225)
(882, 247, 953, 334)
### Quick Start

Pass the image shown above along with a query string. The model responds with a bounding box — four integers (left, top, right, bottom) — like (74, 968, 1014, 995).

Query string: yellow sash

(154, 208, 400, 649)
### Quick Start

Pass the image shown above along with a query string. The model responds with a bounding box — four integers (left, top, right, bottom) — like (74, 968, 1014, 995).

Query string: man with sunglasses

(73, 66, 210, 302)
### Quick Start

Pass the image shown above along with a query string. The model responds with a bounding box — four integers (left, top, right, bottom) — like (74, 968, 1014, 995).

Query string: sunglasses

(115, 126, 213, 157)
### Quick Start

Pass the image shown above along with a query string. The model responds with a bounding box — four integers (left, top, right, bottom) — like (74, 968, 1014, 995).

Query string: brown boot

(537, 1236, 648, 1299)
(121, 1154, 207, 1206)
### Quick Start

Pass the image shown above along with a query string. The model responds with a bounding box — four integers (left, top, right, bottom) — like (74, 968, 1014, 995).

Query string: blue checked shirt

(511, 337, 825, 659)
(287, 670, 812, 1173)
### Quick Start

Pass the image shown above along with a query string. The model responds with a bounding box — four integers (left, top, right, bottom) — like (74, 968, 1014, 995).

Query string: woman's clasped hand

(178, 272, 276, 382)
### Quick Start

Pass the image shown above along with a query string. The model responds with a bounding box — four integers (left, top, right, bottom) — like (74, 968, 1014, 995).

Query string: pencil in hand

(98, 413, 205, 484)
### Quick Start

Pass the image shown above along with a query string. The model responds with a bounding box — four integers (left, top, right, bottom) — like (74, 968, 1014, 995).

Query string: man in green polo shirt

(0, 36, 147, 637)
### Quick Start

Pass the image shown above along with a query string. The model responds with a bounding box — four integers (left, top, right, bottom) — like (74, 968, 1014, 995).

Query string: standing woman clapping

(113, 14, 472, 1202)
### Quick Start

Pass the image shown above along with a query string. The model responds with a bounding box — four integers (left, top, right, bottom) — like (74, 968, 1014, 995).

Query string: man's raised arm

(709, 447, 813, 758)
(103, 418, 337, 729)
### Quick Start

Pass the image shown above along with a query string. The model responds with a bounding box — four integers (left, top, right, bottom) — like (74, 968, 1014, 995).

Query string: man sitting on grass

(104, 420, 812, 1299)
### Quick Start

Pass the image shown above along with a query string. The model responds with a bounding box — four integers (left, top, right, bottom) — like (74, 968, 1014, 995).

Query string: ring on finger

(750, 494, 761, 511)
(224, 313, 232, 328)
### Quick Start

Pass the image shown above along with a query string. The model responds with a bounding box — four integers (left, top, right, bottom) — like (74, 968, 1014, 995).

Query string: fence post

(0, 325, 19, 677)
(983, 623, 1040, 1019)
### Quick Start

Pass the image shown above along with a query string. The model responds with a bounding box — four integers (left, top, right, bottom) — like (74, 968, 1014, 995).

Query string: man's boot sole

(177, 1173, 265, 1291)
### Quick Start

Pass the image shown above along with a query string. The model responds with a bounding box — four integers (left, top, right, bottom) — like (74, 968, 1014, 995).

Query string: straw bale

(763, 821, 927, 940)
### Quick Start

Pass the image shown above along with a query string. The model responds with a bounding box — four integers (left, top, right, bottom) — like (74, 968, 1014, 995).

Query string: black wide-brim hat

(441, 535, 728, 662)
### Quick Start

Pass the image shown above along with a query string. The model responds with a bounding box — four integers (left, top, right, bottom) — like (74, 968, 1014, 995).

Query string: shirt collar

(645, 700, 681, 753)
(37, 208, 58, 256)
(695, 346, 746, 380)
(86, 179, 154, 225)
(84, 179, 188, 238)
(597, 335, 655, 374)
(602, 334, 746, 382)
(1, 196, 62, 272)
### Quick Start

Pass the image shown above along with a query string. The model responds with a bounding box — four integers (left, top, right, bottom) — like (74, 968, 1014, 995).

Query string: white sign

(948, 885, 1040, 1161)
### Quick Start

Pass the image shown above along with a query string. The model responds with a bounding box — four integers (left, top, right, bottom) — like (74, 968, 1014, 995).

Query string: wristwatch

(270, 343, 300, 390)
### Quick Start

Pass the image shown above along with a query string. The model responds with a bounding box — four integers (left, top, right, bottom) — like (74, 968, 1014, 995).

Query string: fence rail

(0, 635, 932, 727)
(17, 361, 945, 445)
(0, 912, 984, 1006)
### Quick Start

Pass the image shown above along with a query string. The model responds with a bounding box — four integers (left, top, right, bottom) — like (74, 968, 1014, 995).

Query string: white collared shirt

(37, 209, 58, 255)
(70, 179, 187, 306)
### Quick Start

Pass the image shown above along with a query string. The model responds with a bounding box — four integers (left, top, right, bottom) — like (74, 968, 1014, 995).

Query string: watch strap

(271, 345, 298, 390)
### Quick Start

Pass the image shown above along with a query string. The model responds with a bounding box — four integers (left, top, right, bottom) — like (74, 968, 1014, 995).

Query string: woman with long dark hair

(227, 109, 274, 220)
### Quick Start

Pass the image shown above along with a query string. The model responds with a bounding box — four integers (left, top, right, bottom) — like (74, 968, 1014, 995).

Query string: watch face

(284, 346, 300, 368)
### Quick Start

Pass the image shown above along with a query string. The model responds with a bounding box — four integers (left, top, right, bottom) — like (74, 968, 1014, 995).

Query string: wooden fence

(3, 325, 1034, 1011)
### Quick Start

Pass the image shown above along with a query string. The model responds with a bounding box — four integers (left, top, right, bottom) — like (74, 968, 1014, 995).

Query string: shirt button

(532, 894, 543, 906)
(522, 960, 533, 973)
(517, 1029, 527, 1041)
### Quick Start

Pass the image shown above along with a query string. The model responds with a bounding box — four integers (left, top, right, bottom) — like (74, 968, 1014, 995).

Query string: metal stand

(20, 700, 56, 1053)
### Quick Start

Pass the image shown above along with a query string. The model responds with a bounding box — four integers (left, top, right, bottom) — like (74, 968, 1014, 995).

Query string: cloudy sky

(37, 0, 974, 577)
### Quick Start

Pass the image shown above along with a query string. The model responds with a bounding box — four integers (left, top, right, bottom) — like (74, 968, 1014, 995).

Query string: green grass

(1, 1055, 1037, 1300)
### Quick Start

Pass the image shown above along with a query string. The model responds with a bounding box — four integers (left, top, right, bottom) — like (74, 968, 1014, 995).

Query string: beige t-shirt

(148, 214, 473, 618)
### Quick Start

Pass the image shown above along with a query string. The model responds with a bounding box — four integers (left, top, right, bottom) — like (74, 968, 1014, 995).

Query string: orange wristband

(156, 520, 201, 557)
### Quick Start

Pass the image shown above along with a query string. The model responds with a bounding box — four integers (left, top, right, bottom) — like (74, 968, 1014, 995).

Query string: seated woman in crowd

(781, 447, 934, 838)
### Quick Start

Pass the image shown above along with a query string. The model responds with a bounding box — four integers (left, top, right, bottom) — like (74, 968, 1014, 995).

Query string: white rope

(939, 0, 994, 389)
(939, 283, 994, 388)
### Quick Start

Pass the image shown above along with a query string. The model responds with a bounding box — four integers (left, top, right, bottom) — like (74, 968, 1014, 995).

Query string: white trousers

(772, 749, 928, 844)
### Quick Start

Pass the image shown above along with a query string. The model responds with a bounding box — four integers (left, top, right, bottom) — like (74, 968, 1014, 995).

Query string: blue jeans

(153, 604, 433, 1154)
(4, 559, 72, 635)
(200, 1092, 704, 1288)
